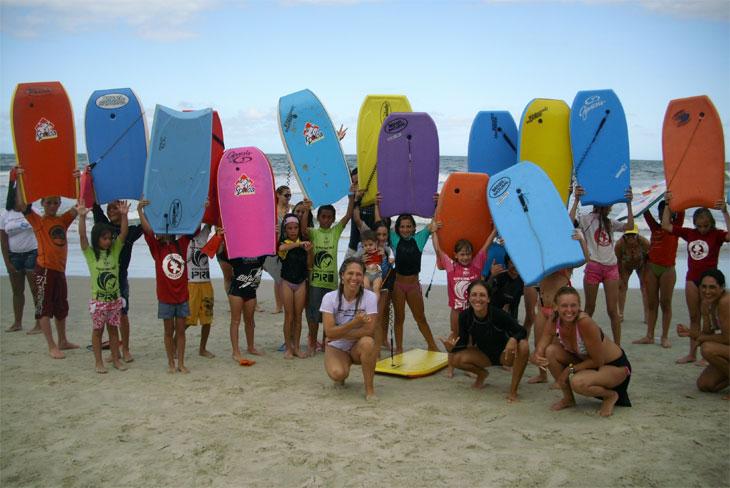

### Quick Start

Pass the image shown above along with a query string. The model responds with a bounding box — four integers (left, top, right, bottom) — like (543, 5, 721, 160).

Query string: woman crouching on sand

(677, 269, 729, 399)
(440, 280, 530, 403)
(532, 286, 632, 416)
(321, 257, 379, 400)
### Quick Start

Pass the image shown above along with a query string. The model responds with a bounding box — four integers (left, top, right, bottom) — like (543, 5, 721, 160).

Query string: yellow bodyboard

(375, 349, 448, 378)
(356, 95, 412, 206)
(518, 99, 573, 203)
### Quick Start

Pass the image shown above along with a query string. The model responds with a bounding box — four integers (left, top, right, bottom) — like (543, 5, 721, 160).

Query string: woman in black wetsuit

(440, 280, 530, 402)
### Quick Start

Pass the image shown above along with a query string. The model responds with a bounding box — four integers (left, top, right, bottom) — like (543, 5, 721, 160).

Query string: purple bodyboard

(377, 112, 439, 218)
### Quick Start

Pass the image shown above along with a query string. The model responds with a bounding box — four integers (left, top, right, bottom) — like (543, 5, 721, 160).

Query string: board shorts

(263, 255, 282, 283)
(186, 282, 214, 326)
(88, 298, 123, 330)
(34, 266, 68, 320)
(306, 285, 331, 323)
(228, 282, 258, 301)
(9, 249, 37, 272)
(158, 301, 190, 320)
(584, 261, 619, 285)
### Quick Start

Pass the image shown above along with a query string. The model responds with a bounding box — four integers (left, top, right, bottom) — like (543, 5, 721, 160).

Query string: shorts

(584, 261, 619, 285)
(119, 277, 130, 315)
(9, 249, 37, 272)
(365, 268, 382, 285)
(327, 338, 357, 352)
(34, 266, 69, 320)
(158, 301, 190, 320)
(306, 285, 331, 323)
(186, 282, 214, 326)
(606, 350, 632, 407)
(89, 298, 123, 330)
(228, 281, 258, 300)
(263, 255, 282, 283)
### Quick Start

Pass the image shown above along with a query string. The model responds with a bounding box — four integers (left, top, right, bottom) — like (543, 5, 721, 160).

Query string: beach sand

(1, 278, 728, 487)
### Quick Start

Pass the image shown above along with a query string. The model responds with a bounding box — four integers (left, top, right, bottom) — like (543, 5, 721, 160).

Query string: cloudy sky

(1, 0, 728, 159)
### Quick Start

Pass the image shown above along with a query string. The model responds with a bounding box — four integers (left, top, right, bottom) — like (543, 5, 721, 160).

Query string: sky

(1, 0, 729, 160)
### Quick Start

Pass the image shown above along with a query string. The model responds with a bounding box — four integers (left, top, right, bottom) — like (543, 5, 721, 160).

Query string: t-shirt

(439, 249, 487, 311)
(229, 257, 266, 293)
(144, 231, 191, 304)
(672, 226, 728, 282)
(310, 221, 345, 289)
(92, 204, 144, 282)
(0, 210, 37, 253)
(578, 213, 622, 265)
(320, 288, 378, 350)
(25, 209, 76, 272)
(644, 211, 684, 267)
(82, 238, 123, 301)
(489, 272, 525, 319)
(187, 226, 211, 283)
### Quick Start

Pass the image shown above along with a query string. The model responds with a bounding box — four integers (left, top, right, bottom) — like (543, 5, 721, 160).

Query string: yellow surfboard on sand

(518, 99, 573, 204)
(357, 95, 412, 206)
(375, 349, 448, 378)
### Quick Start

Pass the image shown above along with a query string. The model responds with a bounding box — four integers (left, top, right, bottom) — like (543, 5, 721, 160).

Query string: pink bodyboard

(217, 147, 276, 258)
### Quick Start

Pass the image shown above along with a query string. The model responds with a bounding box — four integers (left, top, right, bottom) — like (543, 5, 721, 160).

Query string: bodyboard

(375, 349, 448, 378)
(194, 110, 224, 225)
(616, 181, 666, 222)
(467, 111, 518, 175)
(378, 112, 440, 218)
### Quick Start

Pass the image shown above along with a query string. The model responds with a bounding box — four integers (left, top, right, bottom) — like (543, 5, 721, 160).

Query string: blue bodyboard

(487, 162, 584, 286)
(85, 88, 147, 203)
(278, 89, 350, 207)
(467, 111, 518, 175)
(143, 105, 212, 235)
(570, 89, 630, 206)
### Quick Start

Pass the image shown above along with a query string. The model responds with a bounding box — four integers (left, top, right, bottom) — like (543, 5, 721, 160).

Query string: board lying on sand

(12, 81, 77, 202)
(616, 181, 666, 222)
(467, 111, 518, 175)
(143, 105, 212, 235)
(434, 172, 493, 270)
(378, 112, 440, 218)
(375, 349, 448, 378)
(487, 162, 584, 286)
(662, 95, 725, 211)
(278, 89, 350, 207)
(518, 99, 573, 204)
(217, 147, 276, 259)
(570, 89, 630, 206)
(357, 95, 412, 206)
(85, 88, 147, 203)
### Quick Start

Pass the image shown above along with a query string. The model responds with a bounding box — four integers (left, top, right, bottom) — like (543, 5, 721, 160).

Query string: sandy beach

(1, 278, 728, 487)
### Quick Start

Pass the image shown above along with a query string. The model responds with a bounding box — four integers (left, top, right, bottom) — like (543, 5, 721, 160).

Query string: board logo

(526, 107, 548, 124)
(489, 177, 511, 199)
(614, 163, 627, 179)
(380, 101, 392, 123)
(672, 110, 690, 127)
(235, 174, 255, 196)
(283, 106, 297, 132)
(579, 95, 605, 121)
(167, 199, 182, 228)
(25, 87, 52, 96)
(491, 113, 499, 139)
(49, 224, 66, 246)
(227, 151, 253, 164)
(158, 136, 167, 151)
(162, 253, 185, 280)
(303, 122, 324, 145)
(384, 117, 408, 134)
(96, 93, 130, 110)
(34, 118, 58, 141)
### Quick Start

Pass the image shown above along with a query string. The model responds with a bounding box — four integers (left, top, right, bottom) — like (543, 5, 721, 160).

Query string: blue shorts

(120, 277, 130, 315)
(157, 301, 190, 320)
(9, 250, 37, 272)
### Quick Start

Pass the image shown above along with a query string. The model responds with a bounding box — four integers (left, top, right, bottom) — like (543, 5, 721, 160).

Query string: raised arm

(715, 199, 730, 242)
(619, 187, 634, 232)
(569, 185, 584, 222)
(78, 205, 90, 250)
(116, 200, 130, 243)
(337, 184, 357, 228)
(660, 195, 674, 233)
(137, 198, 153, 235)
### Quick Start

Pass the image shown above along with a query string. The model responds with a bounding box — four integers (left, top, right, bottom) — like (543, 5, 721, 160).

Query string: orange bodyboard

(662, 95, 725, 211)
(434, 172, 493, 270)
(12, 82, 77, 203)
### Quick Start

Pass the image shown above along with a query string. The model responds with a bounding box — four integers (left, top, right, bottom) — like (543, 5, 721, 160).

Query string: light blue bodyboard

(278, 89, 350, 207)
(467, 111, 518, 175)
(487, 162, 584, 286)
(143, 105, 212, 235)
(85, 88, 147, 203)
(570, 89, 630, 206)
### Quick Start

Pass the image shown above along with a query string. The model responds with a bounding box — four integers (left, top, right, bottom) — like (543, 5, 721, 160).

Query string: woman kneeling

(533, 286, 632, 417)
(441, 280, 530, 402)
(321, 257, 379, 400)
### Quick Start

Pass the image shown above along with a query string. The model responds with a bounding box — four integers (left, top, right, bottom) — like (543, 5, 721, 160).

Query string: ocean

(1, 154, 728, 289)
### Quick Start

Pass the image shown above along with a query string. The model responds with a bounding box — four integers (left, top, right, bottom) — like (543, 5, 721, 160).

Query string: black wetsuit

(489, 272, 524, 319)
(453, 306, 527, 365)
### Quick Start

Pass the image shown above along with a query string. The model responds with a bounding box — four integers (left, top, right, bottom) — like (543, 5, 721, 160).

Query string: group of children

(4, 165, 728, 405)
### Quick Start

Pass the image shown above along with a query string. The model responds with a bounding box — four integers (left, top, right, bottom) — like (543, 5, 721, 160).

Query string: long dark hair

(279, 212, 304, 244)
(394, 214, 416, 237)
(592, 206, 613, 244)
(336, 257, 365, 313)
(692, 207, 716, 230)
(91, 222, 114, 261)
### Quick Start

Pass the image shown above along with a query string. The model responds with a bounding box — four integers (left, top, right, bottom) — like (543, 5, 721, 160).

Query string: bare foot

(660, 338, 672, 348)
(26, 326, 42, 335)
(199, 350, 215, 358)
(675, 354, 696, 364)
(507, 392, 519, 403)
(550, 398, 576, 411)
(247, 348, 264, 356)
(177, 365, 190, 374)
(112, 360, 128, 371)
(446, 366, 454, 378)
(122, 352, 134, 363)
(365, 392, 378, 401)
(95, 363, 107, 374)
(632, 336, 654, 345)
(501, 365, 512, 372)
(49, 348, 65, 359)
(5, 323, 22, 332)
(283, 350, 294, 359)
(295, 349, 309, 359)
(167, 364, 176, 374)
(270, 308, 282, 315)
(59, 341, 79, 350)
(232, 353, 242, 363)
(599, 391, 619, 417)
(528, 373, 547, 384)
(307, 340, 317, 356)
(472, 370, 488, 389)
(695, 359, 708, 367)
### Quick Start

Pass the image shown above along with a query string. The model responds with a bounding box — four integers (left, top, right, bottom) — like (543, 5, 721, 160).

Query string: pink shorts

(89, 298, 124, 330)
(584, 261, 619, 285)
